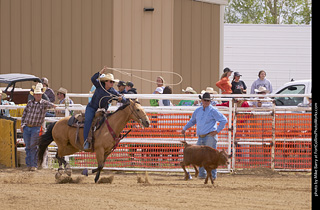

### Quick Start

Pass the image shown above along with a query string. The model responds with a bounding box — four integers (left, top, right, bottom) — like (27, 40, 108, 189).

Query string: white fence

(0, 93, 312, 172)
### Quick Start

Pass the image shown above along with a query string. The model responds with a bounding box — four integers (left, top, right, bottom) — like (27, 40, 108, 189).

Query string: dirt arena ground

(0, 168, 311, 210)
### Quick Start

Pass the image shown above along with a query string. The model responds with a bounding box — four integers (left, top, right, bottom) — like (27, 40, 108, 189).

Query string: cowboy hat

(57, 87, 68, 95)
(201, 87, 218, 95)
(254, 86, 270, 93)
(0, 89, 7, 99)
(32, 83, 46, 91)
(30, 83, 46, 95)
(182, 87, 197, 94)
(33, 87, 43, 94)
(99, 73, 119, 82)
(198, 92, 212, 101)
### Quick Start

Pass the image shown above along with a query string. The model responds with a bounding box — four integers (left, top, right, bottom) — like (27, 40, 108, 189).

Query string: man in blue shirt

(83, 66, 126, 150)
(181, 92, 227, 180)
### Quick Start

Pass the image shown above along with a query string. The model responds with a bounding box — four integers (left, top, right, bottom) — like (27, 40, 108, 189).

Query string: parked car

(0, 73, 42, 104)
(274, 80, 311, 106)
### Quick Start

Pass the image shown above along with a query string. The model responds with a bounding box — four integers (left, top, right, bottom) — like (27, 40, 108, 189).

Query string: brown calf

(180, 141, 230, 184)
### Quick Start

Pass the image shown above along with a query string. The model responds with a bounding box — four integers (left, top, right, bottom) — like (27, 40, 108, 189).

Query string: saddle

(68, 110, 106, 151)
(68, 113, 85, 127)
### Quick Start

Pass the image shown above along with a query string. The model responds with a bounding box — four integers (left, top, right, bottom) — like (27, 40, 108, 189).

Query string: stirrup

(83, 140, 91, 151)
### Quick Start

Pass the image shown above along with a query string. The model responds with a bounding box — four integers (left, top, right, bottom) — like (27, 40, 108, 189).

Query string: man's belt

(199, 131, 215, 138)
(27, 124, 40, 127)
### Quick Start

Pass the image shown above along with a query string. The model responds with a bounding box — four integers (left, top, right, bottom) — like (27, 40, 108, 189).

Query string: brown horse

(38, 99, 150, 183)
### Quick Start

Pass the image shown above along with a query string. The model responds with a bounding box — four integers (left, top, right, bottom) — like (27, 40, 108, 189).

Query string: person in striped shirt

(21, 85, 56, 171)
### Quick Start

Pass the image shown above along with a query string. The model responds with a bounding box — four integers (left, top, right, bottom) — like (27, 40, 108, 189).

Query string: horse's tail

(38, 122, 56, 166)
(180, 140, 189, 147)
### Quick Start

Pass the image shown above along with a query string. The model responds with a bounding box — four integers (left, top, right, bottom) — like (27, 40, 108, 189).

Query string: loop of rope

(107, 67, 183, 86)
(97, 66, 184, 108)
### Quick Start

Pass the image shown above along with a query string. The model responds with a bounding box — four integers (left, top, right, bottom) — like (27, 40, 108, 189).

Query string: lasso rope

(107, 67, 183, 86)
(97, 66, 184, 108)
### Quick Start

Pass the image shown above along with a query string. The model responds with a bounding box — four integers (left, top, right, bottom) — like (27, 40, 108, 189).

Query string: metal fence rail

(2, 94, 312, 172)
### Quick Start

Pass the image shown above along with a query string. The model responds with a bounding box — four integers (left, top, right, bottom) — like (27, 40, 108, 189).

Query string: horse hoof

(65, 168, 72, 177)
(55, 172, 62, 179)
(81, 168, 89, 176)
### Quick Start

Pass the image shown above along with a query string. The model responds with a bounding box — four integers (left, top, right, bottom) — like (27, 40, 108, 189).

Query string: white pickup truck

(274, 79, 311, 106)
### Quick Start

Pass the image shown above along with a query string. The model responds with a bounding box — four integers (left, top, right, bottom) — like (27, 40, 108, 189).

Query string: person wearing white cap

(249, 86, 273, 107)
(83, 66, 126, 150)
(28, 82, 50, 102)
(21, 85, 56, 171)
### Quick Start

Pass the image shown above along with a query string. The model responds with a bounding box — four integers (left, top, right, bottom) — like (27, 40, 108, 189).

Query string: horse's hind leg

(55, 147, 76, 178)
(56, 145, 78, 177)
(55, 153, 67, 179)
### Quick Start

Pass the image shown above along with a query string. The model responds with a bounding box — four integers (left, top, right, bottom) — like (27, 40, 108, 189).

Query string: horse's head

(127, 99, 150, 127)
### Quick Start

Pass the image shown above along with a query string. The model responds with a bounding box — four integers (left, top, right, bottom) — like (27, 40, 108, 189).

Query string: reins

(105, 101, 142, 152)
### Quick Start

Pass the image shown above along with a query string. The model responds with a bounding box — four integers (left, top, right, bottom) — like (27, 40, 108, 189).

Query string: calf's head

(218, 150, 230, 166)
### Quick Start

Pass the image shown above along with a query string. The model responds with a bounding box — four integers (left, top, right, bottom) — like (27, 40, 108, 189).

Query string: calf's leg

(204, 166, 214, 184)
(204, 166, 215, 184)
(180, 161, 189, 180)
(193, 165, 199, 178)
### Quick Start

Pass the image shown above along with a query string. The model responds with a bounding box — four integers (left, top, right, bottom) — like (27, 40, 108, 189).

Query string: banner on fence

(0, 116, 17, 168)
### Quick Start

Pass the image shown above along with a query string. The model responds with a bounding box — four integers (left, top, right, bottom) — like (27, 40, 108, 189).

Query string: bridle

(127, 100, 145, 124)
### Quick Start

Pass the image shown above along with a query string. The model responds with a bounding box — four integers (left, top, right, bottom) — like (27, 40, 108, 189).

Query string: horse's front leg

(93, 149, 108, 183)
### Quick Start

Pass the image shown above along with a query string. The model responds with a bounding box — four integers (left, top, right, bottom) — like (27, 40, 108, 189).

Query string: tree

(225, 0, 312, 24)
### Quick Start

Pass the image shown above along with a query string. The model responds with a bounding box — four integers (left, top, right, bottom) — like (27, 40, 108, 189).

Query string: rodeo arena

(0, 0, 314, 210)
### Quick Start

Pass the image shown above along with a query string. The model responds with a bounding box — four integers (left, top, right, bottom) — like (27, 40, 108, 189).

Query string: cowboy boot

(83, 118, 97, 151)
(83, 130, 93, 151)
(83, 138, 91, 151)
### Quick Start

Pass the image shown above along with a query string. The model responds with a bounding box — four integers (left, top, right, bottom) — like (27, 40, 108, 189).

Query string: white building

(224, 24, 311, 92)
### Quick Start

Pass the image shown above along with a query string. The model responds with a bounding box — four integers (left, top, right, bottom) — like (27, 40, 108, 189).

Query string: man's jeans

(83, 106, 96, 141)
(196, 134, 218, 179)
(23, 126, 41, 168)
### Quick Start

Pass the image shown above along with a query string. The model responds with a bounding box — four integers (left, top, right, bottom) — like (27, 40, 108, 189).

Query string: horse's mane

(106, 102, 131, 118)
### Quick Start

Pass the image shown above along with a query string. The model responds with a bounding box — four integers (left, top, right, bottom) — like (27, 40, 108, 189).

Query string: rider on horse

(83, 66, 126, 150)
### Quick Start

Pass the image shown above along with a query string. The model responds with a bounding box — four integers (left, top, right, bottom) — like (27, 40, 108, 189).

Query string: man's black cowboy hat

(198, 92, 212, 100)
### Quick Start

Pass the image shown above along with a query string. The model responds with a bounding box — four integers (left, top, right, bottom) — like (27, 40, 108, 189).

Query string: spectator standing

(117, 81, 128, 94)
(153, 76, 165, 93)
(28, 83, 50, 102)
(41, 77, 55, 103)
(21, 86, 56, 171)
(181, 92, 228, 180)
(232, 72, 247, 94)
(250, 70, 273, 94)
(216, 68, 233, 94)
(116, 81, 127, 107)
(150, 76, 165, 106)
(56, 87, 74, 117)
(125, 81, 137, 94)
(159, 86, 173, 106)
